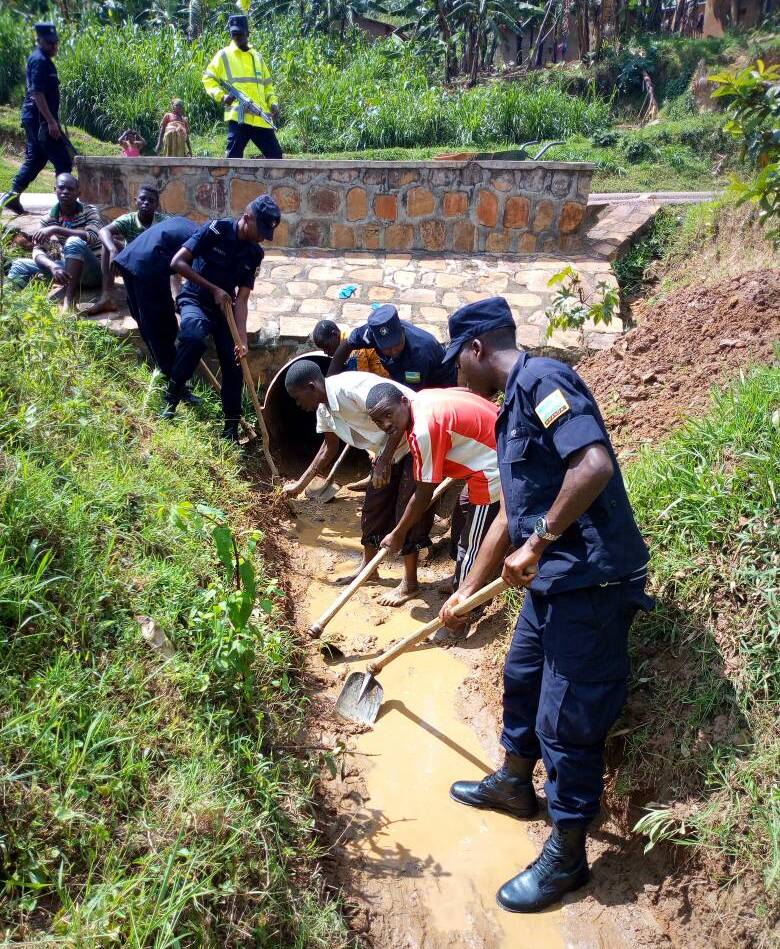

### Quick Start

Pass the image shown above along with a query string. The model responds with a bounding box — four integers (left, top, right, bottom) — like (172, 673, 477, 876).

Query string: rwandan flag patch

(404, 370, 421, 384)
(535, 388, 570, 428)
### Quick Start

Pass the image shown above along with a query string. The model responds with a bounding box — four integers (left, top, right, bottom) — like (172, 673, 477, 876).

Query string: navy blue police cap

(35, 22, 58, 40)
(369, 304, 403, 350)
(228, 14, 249, 32)
(443, 296, 515, 363)
(249, 195, 281, 239)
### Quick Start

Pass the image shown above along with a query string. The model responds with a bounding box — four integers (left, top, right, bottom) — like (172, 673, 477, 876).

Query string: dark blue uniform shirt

(177, 219, 263, 311)
(346, 320, 456, 390)
(114, 216, 198, 282)
(496, 352, 649, 594)
(21, 48, 60, 123)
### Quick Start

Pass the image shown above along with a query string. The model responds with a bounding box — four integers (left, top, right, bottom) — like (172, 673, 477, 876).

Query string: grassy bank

(623, 364, 779, 913)
(0, 287, 348, 946)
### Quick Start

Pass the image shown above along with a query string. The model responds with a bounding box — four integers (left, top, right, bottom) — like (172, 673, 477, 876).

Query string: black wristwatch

(534, 515, 560, 542)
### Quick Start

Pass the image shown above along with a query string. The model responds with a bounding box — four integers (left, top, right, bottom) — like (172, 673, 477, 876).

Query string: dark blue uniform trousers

(119, 271, 178, 378)
(12, 119, 73, 194)
(502, 577, 650, 828)
(225, 122, 283, 160)
(171, 301, 243, 420)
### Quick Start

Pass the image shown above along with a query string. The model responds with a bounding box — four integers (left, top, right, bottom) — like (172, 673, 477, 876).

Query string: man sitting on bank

(8, 173, 103, 310)
(366, 381, 502, 627)
(327, 305, 456, 391)
(84, 184, 168, 316)
(283, 362, 435, 609)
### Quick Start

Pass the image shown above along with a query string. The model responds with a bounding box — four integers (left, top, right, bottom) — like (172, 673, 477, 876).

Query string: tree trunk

(529, 0, 554, 67)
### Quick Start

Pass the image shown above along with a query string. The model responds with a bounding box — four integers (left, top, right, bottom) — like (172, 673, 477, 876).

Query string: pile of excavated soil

(578, 270, 780, 455)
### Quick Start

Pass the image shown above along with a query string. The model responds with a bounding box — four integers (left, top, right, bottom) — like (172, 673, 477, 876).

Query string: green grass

(0, 286, 349, 946)
(623, 364, 780, 904)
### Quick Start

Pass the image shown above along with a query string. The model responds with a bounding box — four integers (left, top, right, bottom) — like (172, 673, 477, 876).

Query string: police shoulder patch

(535, 388, 570, 428)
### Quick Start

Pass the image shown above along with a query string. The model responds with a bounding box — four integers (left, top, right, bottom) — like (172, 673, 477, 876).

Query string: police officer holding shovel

(1, 23, 73, 216)
(438, 296, 653, 913)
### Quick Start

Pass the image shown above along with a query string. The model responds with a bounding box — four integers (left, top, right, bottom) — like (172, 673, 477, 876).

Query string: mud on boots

(450, 752, 538, 819)
(437, 296, 655, 913)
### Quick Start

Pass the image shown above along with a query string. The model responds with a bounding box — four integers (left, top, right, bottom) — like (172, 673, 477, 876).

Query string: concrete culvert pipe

(262, 352, 331, 467)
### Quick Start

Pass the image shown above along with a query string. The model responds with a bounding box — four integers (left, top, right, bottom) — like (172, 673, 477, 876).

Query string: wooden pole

(220, 300, 279, 480)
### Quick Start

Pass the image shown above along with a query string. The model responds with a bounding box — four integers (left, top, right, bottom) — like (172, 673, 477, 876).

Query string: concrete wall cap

(76, 156, 597, 172)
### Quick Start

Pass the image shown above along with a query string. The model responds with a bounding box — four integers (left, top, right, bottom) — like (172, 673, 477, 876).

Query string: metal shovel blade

(335, 671, 384, 726)
(305, 481, 339, 503)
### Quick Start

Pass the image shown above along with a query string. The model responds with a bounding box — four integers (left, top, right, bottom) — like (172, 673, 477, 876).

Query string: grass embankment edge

(0, 287, 350, 946)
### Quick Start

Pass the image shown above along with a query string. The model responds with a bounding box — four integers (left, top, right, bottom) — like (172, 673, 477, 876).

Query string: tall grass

(0, 10, 27, 104)
(0, 14, 612, 153)
(0, 287, 348, 946)
(624, 364, 780, 906)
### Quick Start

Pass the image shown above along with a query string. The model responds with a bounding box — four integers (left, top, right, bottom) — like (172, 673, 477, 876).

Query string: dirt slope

(578, 270, 780, 455)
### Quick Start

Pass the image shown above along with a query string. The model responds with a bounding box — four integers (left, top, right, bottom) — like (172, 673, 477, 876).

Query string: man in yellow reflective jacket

(202, 15, 282, 160)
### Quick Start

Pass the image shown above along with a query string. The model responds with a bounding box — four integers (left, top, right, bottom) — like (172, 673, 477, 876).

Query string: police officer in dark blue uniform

(114, 215, 199, 381)
(438, 296, 653, 913)
(167, 195, 281, 441)
(327, 305, 456, 390)
(1, 24, 72, 216)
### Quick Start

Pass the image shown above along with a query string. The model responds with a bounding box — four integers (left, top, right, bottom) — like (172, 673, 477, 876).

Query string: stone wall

(77, 156, 595, 255)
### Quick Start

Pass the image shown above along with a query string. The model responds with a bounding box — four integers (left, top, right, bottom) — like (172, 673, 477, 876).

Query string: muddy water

(295, 495, 565, 948)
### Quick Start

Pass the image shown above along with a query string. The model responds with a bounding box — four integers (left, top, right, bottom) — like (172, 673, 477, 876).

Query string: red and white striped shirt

(407, 388, 501, 505)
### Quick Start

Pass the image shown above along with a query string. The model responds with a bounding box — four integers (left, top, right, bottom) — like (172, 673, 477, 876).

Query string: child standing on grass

(155, 99, 192, 157)
(118, 129, 145, 157)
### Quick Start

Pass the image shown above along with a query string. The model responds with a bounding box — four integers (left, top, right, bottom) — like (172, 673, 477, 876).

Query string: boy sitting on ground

(83, 184, 167, 316)
(7, 172, 104, 311)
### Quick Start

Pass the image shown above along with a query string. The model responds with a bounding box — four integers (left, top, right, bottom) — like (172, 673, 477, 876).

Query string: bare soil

(578, 270, 780, 456)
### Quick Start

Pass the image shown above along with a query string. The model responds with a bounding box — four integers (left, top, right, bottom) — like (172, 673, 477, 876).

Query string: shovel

(305, 443, 350, 503)
(336, 576, 507, 726)
(307, 477, 453, 638)
(221, 300, 279, 480)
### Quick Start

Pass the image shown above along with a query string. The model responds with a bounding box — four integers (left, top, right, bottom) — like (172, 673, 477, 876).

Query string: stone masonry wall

(77, 157, 595, 255)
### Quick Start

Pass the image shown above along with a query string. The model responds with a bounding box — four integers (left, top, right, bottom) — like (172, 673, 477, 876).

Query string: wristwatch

(534, 515, 560, 542)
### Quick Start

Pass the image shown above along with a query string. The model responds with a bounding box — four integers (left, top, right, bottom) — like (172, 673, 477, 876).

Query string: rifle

(209, 73, 277, 130)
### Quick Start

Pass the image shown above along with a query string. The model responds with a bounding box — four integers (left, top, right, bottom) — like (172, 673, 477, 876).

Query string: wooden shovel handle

(367, 576, 507, 675)
(310, 476, 453, 634)
(320, 443, 350, 489)
(198, 359, 256, 439)
(221, 300, 279, 480)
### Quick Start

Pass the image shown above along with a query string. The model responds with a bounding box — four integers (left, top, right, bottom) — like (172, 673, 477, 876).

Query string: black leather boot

(221, 419, 240, 443)
(450, 754, 539, 819)
(159, 380, 185, 421)
(496, 824, 589, 913)
(181, 384, 202, 407)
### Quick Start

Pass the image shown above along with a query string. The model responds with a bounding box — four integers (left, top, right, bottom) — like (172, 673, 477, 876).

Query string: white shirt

(316, 371, 412, 462)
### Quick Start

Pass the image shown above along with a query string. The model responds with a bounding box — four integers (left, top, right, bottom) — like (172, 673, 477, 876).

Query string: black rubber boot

(181, 384, 202, 407)
(0, 191, 25, 215)
(221, 419, 240, 443)
(450, 753, 539, 819)
(496, 824, 590, 913)
(159, 380, 185, 421)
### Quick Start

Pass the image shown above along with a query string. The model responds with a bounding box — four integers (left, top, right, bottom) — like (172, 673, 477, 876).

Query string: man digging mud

(366, 380, 502, 632)
(282, 362, 434, 609)
(438, 296, 654, 913)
